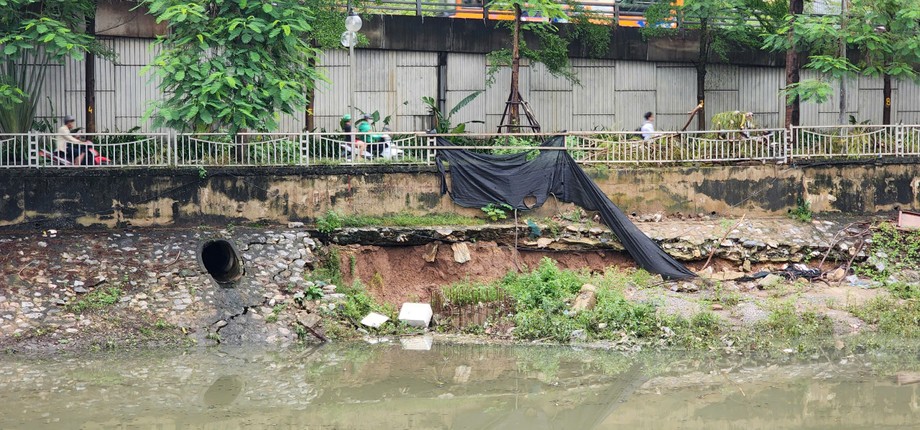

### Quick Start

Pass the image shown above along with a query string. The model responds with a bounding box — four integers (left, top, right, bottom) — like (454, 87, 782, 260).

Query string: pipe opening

(200, 239, 243, 284)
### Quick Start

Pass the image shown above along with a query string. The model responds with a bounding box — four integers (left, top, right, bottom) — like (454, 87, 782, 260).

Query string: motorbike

(38, 127, 111, 166)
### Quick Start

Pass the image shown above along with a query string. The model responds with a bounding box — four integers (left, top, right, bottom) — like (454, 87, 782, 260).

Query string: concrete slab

(361, 312, 390, 328)
(398, 303, 433, 328)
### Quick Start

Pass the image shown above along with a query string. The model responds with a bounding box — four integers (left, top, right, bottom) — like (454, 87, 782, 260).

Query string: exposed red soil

(337, 241, 639, 306)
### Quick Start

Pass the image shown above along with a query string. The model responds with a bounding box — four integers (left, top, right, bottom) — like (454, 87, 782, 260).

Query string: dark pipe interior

(201, 240, 242, 283)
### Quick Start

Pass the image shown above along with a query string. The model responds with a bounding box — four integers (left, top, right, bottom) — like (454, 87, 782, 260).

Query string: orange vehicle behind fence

(450, 0, 683, 27)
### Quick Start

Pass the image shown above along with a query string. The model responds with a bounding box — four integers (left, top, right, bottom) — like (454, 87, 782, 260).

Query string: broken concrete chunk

(361, 312, 390, 329)
(451, 242, 471, 264)
(398, 303, 433, 328)
(400, 335, 433, 351)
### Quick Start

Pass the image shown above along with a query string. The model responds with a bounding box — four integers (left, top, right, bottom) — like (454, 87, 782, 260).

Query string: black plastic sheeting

(435, 136, 696, 280)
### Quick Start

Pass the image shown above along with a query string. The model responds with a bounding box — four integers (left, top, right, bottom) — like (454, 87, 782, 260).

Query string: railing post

(301, 133, 310, 166)
(27, 132, 38, 168)
(427, 135, 436, 165)
(168, 132, 175, 167)
(783, 127, 792, 163)
(896, 124, 904, 157)
(416, 0, 422, 17)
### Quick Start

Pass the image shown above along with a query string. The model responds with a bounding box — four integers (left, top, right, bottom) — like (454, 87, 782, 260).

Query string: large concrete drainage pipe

(199, 239, 244, 284)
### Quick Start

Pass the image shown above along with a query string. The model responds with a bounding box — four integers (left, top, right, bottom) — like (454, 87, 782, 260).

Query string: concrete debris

(360, 312, 390, 329)
(398, 303, 433, 328)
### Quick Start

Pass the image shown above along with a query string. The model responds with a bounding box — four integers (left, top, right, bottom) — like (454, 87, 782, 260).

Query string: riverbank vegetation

(308, 254, 917, 354)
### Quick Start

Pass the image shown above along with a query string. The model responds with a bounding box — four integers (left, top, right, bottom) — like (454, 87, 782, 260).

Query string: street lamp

(341, 8, 362, 144)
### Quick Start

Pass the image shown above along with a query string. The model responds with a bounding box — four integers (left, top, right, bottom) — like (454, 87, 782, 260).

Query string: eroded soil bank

(0, 216, 904, 354)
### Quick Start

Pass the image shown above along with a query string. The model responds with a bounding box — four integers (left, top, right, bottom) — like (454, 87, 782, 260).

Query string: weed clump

(66, 287, 123, 314)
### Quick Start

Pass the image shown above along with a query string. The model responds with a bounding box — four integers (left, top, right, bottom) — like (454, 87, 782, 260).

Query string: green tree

(487, 0, 611, 132)
(763, 0, 920, 125)
(143, 0, 324, 135)
(644, 0, 787, 129)
(0, 0, 105, 133)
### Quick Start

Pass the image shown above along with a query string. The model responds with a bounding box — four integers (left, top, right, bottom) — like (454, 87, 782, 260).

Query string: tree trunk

(883, 73, 892, 124)
(785, 0, 804, 129)
(306, 55, 315, 132)
(509, 3, 522, 130)
(838, 0, 848, 125)
(85, 14, 96, 133)
(696, 19, 709, 130)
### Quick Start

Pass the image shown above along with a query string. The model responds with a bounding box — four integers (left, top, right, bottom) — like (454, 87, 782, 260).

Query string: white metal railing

(4, 125, 920, 169)
(792, 125, 902, 159)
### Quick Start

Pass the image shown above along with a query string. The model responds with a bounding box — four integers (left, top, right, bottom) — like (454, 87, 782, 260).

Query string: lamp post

(341, 7, 362, 143)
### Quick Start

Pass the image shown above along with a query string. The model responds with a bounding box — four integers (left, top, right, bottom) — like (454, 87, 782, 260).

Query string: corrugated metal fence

(22, 38, 920, 136)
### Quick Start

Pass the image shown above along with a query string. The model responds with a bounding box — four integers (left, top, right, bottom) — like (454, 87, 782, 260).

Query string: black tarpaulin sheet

(435, 136, 695, 280)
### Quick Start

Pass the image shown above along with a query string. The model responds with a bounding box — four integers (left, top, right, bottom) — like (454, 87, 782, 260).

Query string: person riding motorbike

(55, 115, 95, 165)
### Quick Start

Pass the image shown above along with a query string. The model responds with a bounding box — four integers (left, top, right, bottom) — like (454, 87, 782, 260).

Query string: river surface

(1, 340, 919, 429)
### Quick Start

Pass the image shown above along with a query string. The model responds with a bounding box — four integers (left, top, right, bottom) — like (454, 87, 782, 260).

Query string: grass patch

(850, 297, 920, 337)
(342, 212, 486, 227)
(66, 287, 123, 314)
(758, 300, 833, 338)
(441, 281, 507, 307)
(314, 210, 485, 231)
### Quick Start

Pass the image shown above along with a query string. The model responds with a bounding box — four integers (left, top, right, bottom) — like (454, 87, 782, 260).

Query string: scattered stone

(73, 286, 88, 294)
(570, 329, 587, 342)
(423, 243, 439, 263)
(296, 312, 322, 329)
(826, 268, 847, 282)
(287, 222, 305, 228)
(742, 260, 752, 272)
(757, 274, 785, 289)
(571, 284, 598, 313)
(535, 238, 554, 248)
(398, 303, 433, 328)
(73, 280, 85, 287)
(451, 243, 471, 264)
(711, 303, 724, 311)
(360, 312, 390, 329)
(671, 282, 699, 293)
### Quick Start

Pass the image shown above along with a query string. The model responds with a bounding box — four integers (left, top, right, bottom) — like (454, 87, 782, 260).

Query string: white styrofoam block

(398, 303, 433, 328)
(400, 335, 433, 351)
(361, 312, 390, 328)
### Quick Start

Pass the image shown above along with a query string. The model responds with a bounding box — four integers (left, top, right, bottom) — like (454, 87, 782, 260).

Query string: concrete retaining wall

(0, 161, 916, 230)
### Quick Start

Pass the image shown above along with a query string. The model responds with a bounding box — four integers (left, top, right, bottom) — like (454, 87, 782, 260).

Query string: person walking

(640, 112, 656, 140)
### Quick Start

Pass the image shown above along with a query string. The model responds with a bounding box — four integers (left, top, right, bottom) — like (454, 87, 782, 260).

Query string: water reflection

(0, 343, 918, 429)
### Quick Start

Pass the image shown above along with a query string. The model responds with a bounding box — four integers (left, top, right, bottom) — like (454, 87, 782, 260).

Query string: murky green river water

(1, 340, 919, 429)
